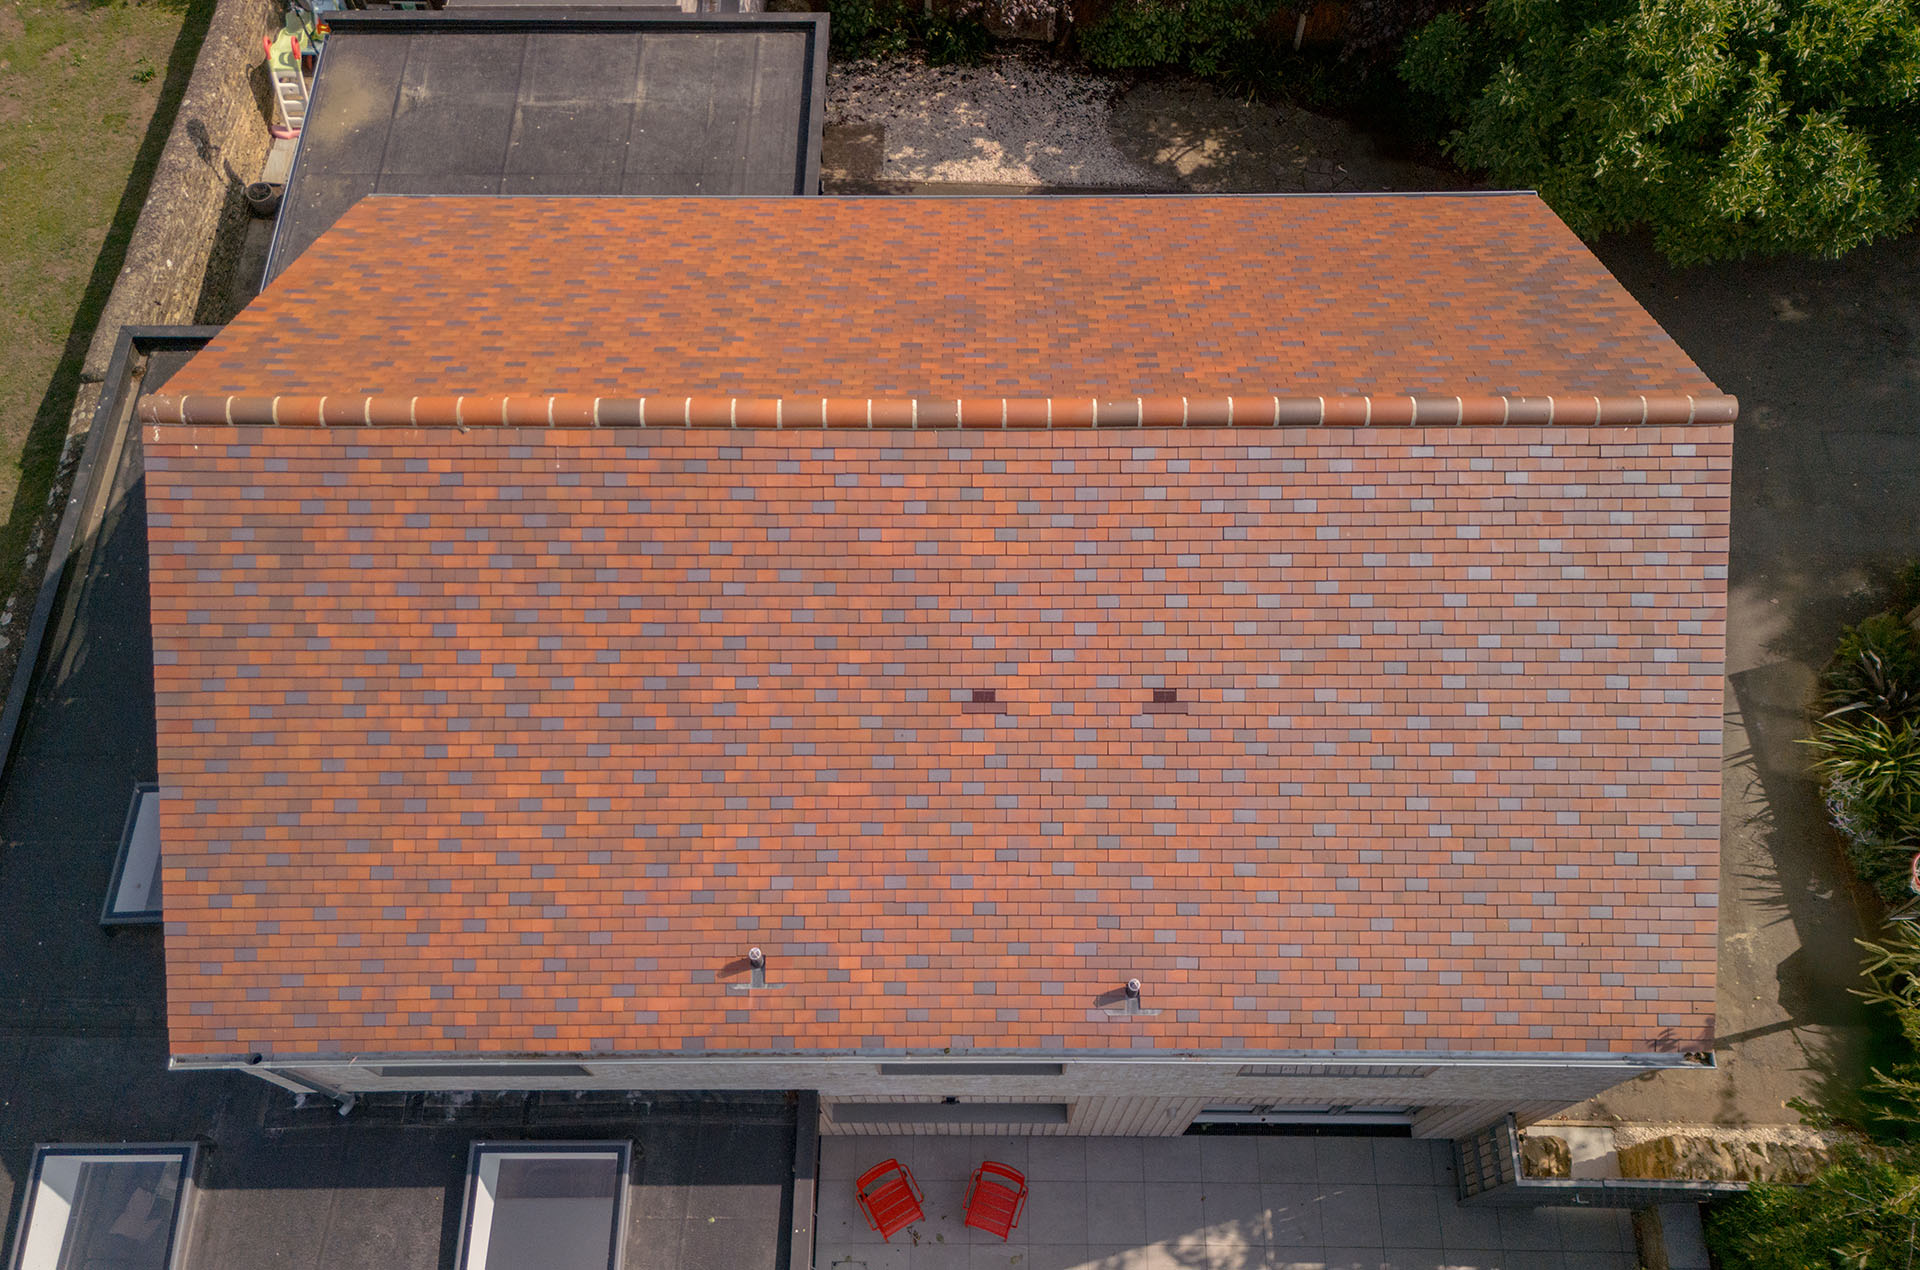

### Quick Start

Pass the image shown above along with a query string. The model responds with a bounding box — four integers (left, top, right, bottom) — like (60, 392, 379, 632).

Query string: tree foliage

(1398, 0, 1920, 262)
(1078, 0, 1276, 76)
(1706, 1141, 1920, 1268)
(1705, 927, 1920, 1267)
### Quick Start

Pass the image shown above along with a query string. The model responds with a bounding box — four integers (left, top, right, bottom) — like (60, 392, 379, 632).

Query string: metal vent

(830, 1101, 1069, 1125)
(370, 1063, 593, 1078)
(1237, 1063, 1439, 1078)
(876, 1062, 1063, 1076)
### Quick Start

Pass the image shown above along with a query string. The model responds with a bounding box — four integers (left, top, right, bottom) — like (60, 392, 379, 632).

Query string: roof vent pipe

(1100, 977, 1160, 1018)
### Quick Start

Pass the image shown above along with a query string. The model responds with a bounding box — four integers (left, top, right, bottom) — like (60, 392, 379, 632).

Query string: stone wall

(81, 0, 278, 378)
(0, 0, 279, 715)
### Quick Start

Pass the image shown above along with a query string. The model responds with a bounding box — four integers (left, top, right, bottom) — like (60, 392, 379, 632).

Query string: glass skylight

(10, 1144, 194, 1270)
(456, 1142, 629, 1270)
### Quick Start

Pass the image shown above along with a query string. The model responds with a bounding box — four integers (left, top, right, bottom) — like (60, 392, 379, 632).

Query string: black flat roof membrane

(263, 11, 827, 282)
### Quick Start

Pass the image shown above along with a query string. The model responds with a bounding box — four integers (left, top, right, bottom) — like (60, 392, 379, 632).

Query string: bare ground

(824, 50, 1464, 194)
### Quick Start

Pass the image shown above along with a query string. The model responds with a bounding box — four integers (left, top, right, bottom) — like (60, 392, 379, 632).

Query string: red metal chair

(854, 1158, 924, 1241)
(963, 1160, 1028, 1240)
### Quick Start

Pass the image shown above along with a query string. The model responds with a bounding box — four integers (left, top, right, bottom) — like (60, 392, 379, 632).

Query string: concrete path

(1554, 235, 1920, 1126)
(816, 1134, 1636, 1270)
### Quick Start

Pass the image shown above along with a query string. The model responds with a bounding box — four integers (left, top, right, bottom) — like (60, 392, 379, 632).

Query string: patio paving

(814, 1134, 1637, 1270)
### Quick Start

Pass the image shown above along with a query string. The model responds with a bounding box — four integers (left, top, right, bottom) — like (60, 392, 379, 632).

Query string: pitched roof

(143, 193, 1733, 429)
(148, 423, 1727, 1061)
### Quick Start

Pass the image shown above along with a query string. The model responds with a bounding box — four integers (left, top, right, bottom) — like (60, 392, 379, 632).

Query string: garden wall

(81, 0, 278, 380)
(0, 0, 279, 727)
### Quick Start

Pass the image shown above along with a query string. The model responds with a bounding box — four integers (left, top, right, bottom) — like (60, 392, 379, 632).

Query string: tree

(1705, 1142, 1920, 1269)
(1399, 0, 1920, 262)
(1702, 925, 1920, 1267)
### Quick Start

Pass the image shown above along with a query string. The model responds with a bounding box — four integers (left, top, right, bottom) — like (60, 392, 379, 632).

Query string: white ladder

(265, 35, 308, 138)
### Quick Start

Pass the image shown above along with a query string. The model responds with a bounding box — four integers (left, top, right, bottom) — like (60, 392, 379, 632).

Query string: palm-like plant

(1823, 612, 1920, 722)
(1804, 712, 1920, 841)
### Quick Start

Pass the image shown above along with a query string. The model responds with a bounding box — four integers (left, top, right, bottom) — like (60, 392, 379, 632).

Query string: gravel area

(825, 51, 1157, 187)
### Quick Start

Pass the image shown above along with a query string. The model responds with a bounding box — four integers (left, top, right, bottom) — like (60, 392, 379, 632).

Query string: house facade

(136, 192, 1732, 1142)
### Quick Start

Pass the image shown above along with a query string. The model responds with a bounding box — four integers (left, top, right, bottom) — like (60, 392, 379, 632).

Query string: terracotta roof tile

(148, 424, 1728, 1059)
(153, 193, 1723, 409)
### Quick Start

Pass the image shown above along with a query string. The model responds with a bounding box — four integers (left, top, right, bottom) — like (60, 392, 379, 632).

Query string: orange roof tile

(148, 424, 1728, 1060)
(149, 193, 1725, 414)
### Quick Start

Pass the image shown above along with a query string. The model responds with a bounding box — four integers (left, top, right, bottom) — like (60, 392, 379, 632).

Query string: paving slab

(815, 1136, 1635, 1270)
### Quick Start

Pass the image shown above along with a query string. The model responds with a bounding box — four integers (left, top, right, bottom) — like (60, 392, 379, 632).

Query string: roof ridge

(140, 391, 1739, 429)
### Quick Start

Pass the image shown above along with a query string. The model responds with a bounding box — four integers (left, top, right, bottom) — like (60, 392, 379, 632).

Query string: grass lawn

(0, 0, 214, 614)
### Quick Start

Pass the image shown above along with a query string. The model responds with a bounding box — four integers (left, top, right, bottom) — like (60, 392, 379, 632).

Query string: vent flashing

(962, 687, 1004, 715)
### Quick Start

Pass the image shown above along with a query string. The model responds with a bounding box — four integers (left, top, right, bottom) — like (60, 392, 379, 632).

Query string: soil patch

(826, 50, 1155, 188)
(823, 49, 1463, 194)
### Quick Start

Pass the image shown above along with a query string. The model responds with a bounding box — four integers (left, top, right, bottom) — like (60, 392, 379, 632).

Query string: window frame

(454, 1140, 632, 1270)
(100, 781, 163, 925)
(7, 1142, 197, 1270)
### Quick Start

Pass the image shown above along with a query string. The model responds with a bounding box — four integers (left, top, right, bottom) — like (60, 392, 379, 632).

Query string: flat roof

(262, 12, 826, 283)
(146, 424, 1727, 1062)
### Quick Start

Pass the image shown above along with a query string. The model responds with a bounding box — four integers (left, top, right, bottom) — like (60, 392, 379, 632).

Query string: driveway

(815, 1134, 1636, 1270)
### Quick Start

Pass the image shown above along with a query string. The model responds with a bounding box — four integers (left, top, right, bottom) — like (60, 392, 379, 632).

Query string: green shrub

(826, 0, 912, 59)
(1705, 1140, 1920, 1268)
(825, 0, 992, 63)
(1824, 612, 1920, 723)
(1705, 900, 1920, 1261)
(1398, 0, 1920, 264)
(1394, 11, 1485, 118)
(1808, 713, 1920, 827)
(1807, 583, 1920, 902)
(1860, 923, 1920, 1082)
(1891, 560, 1920, 617)
(914, 8, 992, 64)
(1806, 712, 1920, 900)
(1079, 0, 1277, 77)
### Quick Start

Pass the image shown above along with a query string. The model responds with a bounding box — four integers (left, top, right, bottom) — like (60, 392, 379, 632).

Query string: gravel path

(825, 51, 1158, 187)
